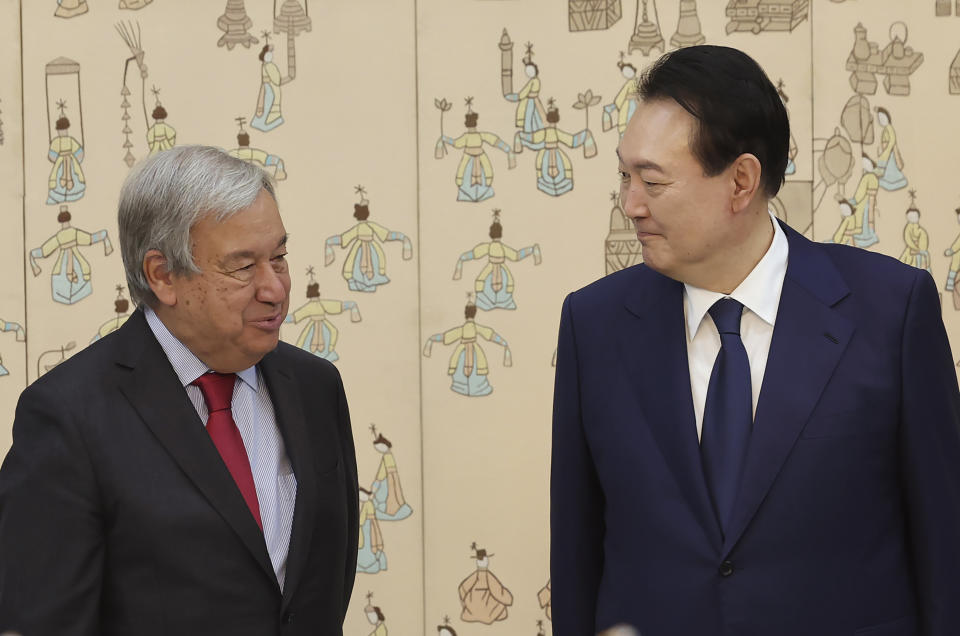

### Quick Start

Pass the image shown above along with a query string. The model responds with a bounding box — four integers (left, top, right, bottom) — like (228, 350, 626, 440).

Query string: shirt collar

(683, 212, 789, 340)
(143, 306, 259, 389)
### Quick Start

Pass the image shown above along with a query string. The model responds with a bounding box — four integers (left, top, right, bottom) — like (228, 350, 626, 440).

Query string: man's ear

(730, 153, 763, 214)
(143, 250, 176, 307)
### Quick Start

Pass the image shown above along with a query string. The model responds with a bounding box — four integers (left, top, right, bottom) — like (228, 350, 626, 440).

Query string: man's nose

(256, 263, 288, 303)
(621, 185, 649, 219)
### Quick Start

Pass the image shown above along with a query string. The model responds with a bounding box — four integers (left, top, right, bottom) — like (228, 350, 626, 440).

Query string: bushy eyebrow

(219, 234, 288, 267)
(616, 148, 666, 174)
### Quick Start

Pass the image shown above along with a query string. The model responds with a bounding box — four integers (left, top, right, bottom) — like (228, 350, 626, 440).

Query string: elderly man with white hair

(0, 146, 359, 635)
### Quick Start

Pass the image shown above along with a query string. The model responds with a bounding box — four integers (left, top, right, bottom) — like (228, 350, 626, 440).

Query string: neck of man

(150, 302, 252, 373)
(687, 202, 775, 295)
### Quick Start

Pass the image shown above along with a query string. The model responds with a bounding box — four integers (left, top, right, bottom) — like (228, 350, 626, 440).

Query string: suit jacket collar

(258, 347, 318, 612)
(114, 311, 318, 604)
(721, 222, 852, 553)
(621, 221, 853, 554)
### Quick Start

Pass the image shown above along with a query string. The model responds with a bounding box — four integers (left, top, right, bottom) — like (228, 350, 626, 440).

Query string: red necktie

(192, 372, 263, 531)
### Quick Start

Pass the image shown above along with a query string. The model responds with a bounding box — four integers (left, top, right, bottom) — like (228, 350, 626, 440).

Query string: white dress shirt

(684, 214, 789, 441)
(144, 306, 297, 590)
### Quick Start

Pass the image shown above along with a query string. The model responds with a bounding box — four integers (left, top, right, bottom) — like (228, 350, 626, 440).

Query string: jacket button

(719, 561, 734, 577)
(282, 611, 295, 624)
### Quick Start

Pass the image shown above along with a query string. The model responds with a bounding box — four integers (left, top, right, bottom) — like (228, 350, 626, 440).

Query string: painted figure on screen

(538, 579, 552, 621)
(146, 88, 176, 154)
(368, 425, 413, 522)
(826, 199, 856, 246)
(47, 101, 85, 205)
(458, 543, 514, 624)
(91, 285, 131, 343)
(875, 107, 907, 191)
(515, 98, 597, 196)
(0, 318, 25, 377)
(357, 487, 387, 574)
(284, 268, 360, 362)
(943, 207, 960, 302)
(603, 53, 639, 139)
(898, 191, 930, 273)
(363, 592, 388, 635)
(29, 206, 113, 305)
(435, 99, 515, 203)
(423, 295, 512, 397)
(251, 39, 286, 132)
(501, 35, 548, 147)
(324, 186, 412, 291)
(228, 117, 287, 180)
(452, 210, 541, 311)
(849, 155, 880, 248)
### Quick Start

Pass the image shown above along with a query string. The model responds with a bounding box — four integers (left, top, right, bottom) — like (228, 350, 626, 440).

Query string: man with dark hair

(0, 146, 359, 635)
(551, 45, 960, 635)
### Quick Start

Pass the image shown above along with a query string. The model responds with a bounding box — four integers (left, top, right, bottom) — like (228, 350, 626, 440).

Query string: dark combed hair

(637, 45, 790, 198)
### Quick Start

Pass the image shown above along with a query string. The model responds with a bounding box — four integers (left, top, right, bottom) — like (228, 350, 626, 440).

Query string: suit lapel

(622, 269, 723, 548)
(114, 311, 278, 589)
(259, 349, 317, 612)
(721, 225, 854, 555)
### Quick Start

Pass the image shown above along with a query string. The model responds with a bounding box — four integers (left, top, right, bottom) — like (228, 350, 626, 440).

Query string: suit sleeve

(551, 293, 605, 636)
(898, 270, 960, 636)
(334, 369, 359, 622)
(0, 380, 104, 636)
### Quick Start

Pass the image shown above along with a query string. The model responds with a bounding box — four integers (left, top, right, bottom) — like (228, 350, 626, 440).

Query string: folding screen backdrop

(1, 1, 958, 634)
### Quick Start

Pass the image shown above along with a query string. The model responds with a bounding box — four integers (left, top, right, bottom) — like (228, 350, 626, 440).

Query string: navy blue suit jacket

(551, 221, 960, 636)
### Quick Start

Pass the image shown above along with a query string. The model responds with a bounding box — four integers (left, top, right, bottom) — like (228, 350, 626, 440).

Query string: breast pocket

(800, 402, 898, 440)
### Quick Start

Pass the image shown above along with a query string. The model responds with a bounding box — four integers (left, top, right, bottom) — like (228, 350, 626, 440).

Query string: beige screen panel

(2, 2, 959, 635)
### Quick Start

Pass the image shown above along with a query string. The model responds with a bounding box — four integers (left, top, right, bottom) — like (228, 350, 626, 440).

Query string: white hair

(118, 145, 275, 306)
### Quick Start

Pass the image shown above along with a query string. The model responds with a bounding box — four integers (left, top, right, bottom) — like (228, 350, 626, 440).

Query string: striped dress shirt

(144, 307, 297, 590)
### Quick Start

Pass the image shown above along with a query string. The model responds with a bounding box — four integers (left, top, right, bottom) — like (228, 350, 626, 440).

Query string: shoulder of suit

(18, 328, 125, 412)
(271, 340, 341, 378)
(570, 264, 651, 297)
(814, 239, 919, 293)
(565, 264, 654, 308)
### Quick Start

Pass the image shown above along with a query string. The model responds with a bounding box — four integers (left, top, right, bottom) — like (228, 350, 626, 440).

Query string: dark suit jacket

(551, 222, 960, 636)
(0, 309, 359, 636)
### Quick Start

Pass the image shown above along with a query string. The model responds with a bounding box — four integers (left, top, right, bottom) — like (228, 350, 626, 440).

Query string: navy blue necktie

(701, 297, 752, 535)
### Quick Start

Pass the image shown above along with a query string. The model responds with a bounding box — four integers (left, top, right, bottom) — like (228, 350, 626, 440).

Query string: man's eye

(617, 170, 629, 181)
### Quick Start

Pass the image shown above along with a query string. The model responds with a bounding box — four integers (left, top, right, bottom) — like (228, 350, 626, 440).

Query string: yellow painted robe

(948, 233, 960, 273)
(259, 62, 283, 125)
(852, 172, 879, 233)
(529, 127, 575, 177)
(878, 124, 902, 167)
(443, 320, 493, 376)
(899, 222, 929, 268)
(459, 567, 514, 624)
(48, 136, 85, 190)
(613, 79, 638, 135)
(831, 215, 856, 246)
(96, 314, 130, 340)
(228, 146, 287, 179)
(34, 227, 96, 282)
(375, 452, 408, 517)
(367, 624, 387, 636)
(515, 77, 546, 129)
(290, 299, 345, 352)
(338, 221, 391, 281)
(358, 499, 384, 552)
(146, 122, 176, 153)
(449, 131, 504, 186)
(470, 241, 518, 293)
